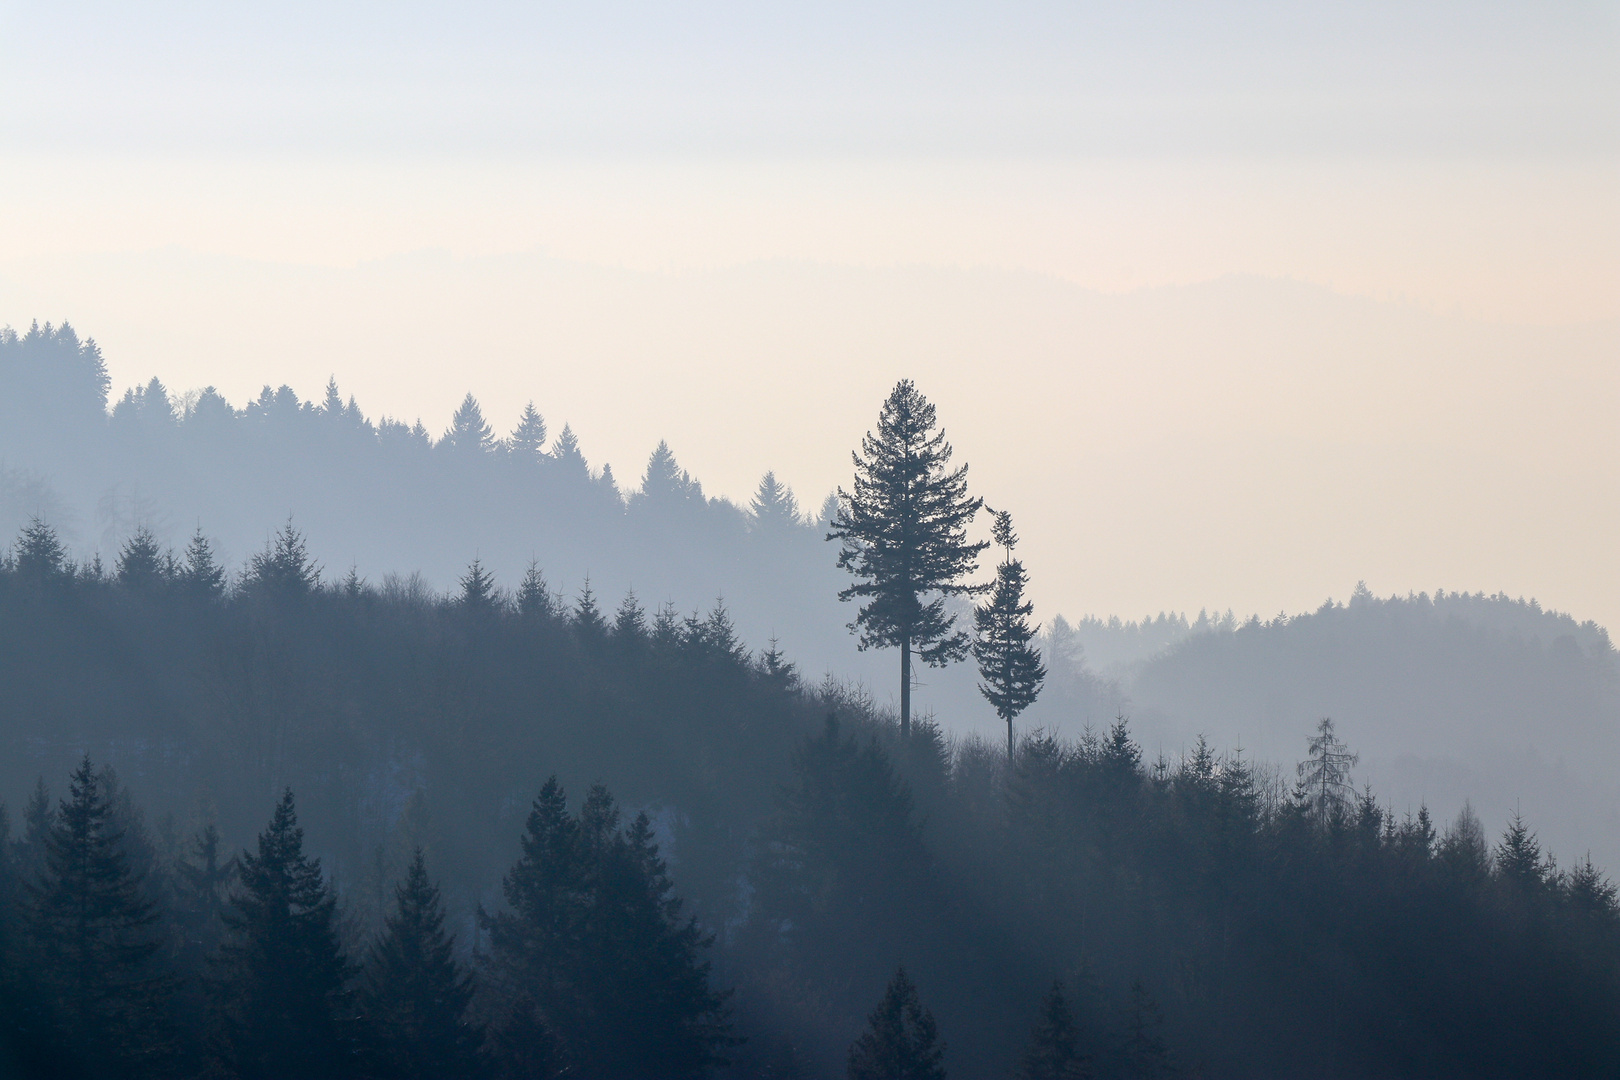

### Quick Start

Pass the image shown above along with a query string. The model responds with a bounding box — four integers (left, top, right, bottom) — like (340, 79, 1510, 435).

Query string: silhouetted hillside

(0, 522, 1616, 1078)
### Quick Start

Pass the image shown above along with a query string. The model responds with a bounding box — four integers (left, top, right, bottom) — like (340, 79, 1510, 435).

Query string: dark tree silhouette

(243, 518, 321, 598)
(972, 509, 1045, 760)
(1295, 717, 1357, 827)
(1019, 981, 1090, 1080)
(23, 755, 169, 1075)
(443, 393, 496, 456)
(829, 379, 986, 735)
(516, 559, 558, 620)
(213, 790, 357, 1080)
(750, 471, 802, 529)
(362, 849, 485, 1080)
(14, 517, 70, 581)
(116, 525, 170, 591)
(549, 423, 589, 476)
(460, 557, 501, 614)
(177, 527, 226, 599)
(483, 778, 733, 1079)
(508, 401, 548, 459)
(847, 967, 946, 1080)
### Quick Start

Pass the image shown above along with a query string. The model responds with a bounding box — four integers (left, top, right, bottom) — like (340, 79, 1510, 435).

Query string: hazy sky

(2, 1, 1617, 628)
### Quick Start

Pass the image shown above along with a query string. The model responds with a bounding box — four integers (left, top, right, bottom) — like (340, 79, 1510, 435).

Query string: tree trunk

(900, 637, 911, 738)
(1007, 717, 1014, 763)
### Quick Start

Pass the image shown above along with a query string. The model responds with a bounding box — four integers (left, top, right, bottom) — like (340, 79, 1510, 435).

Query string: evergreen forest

(0, 324, 1617, 1077)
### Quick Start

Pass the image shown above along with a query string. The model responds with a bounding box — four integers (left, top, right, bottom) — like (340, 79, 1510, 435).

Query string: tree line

(0, 369, 1617, 1075)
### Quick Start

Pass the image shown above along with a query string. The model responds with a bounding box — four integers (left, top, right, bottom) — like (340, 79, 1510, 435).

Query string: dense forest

(4, 320, 1616, 874)
(1, 515, 1617, 1077)
(2, 321, 1619, 1076)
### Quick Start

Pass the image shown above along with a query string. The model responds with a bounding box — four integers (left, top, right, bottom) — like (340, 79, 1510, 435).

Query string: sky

(2, 1, 1617, 630)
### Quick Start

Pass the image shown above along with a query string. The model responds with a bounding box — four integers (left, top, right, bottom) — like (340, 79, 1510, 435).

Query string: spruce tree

(243, 518, 321, 598)
(484, 778, 732, 1080)
(178, 527, 227, 599)
(1296, 718, 1357, 828)
(443, 393, 496, 456)
(829, 379, 987, 734)
(14, 518, 70, 581)
(213, 790, 357, 1080)
(517, 560, 557, 621)
(173, 823, 236, 963)
(750, 470, 802, 529)
(1495, 812, 1552, 893)
(639, 440, 703, 505)
(23, 755, 169, 1075)
(971, 510, 1046, 760)
(362, 849, 485, 1080)
(847, 967, 946, 1080)
(549, 423, 589, 477)
(116, 525, 171, 591)
(1019, 981, 1090, 1080)
(509, 401, 549, 459)
(460, 557, 501, 614)
(613, 590, 648, 643)
(572, 578, 609, 640)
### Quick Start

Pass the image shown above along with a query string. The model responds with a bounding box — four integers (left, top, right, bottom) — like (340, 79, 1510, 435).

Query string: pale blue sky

(3, 2, 1614, 157)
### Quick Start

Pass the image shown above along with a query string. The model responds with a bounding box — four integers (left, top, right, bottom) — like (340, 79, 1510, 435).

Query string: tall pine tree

(971, 510, 1046, 760)
(116, 525, 171, 591)
(23, 756, 170, 1076)
(847, 967, 946, 1080)
(362, 849, 485, 1080)
(829, 380, 986, 734)
(213, 790, 357, 1080)
(483, 778, 732, 1079)
(508, 402, 549, 460)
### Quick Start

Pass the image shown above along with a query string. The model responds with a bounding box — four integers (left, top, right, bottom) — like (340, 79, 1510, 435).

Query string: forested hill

(3, 319, 1618, 869)
(1, 523, 1617, 1078)
(0, 321, 851, 681)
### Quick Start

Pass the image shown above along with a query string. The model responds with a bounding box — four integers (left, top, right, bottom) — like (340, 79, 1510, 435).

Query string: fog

(2, 1, 1617, 1074)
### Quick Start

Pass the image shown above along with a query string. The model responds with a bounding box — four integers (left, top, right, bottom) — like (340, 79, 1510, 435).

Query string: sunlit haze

(3, 1, 1616, 628)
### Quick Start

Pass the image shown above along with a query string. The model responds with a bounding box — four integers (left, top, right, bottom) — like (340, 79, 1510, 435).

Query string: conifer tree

(1295, 718, 1357, 828)
(173, 823, 236, 966)
(550, 423, 589, 477)
(213, 790, 357, 1080)
(1565, 855, 1620, 923)
(443, 393, 495, 456)
(508, 401, 549, 459)
(14, 518, 69, 581)
(572, 578, 609, 640)
(1019, 981, 1090, 1080)
(460, 557, 501, 614)
(517, 560, 557, 621)
(972, 510, 1046, 760)
(614, 590, 648, 643)
(484, 778, 732, 1079)
(178, 527, 227, 599)
(638, 440, 703, 508)
(761, 636, 800, 692)
(1495, 813, 1552, 893)
(829, 380, 987, 734)
(362, 849, 485, 1080)
(243, 518, 321, 598)
(750, 471, 802, 529)
(847, 967, 946, 1080)
(116, 525, 170, 591)
(23, 756, 169, 1075)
